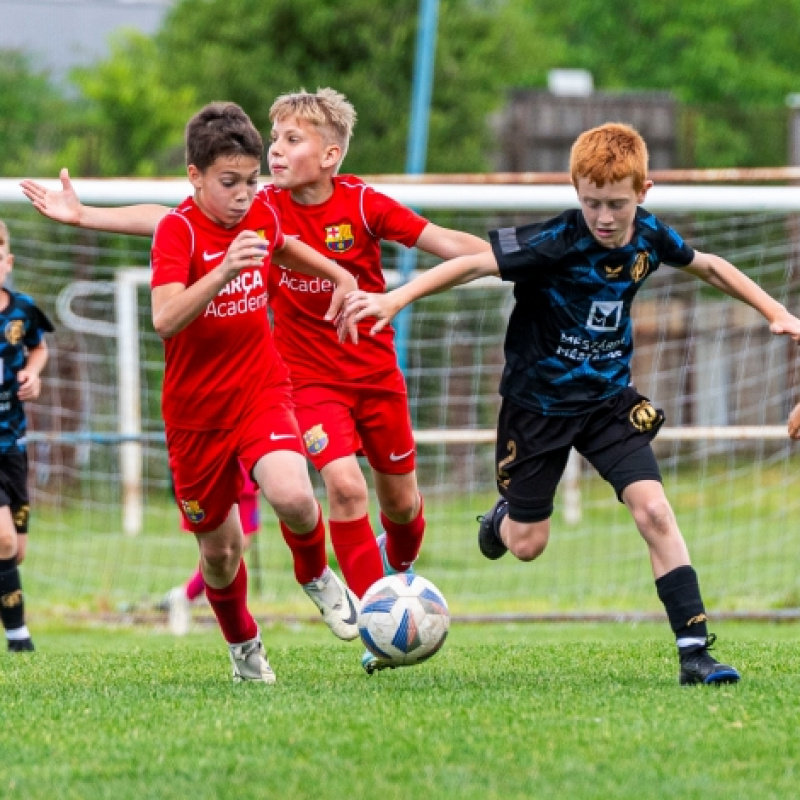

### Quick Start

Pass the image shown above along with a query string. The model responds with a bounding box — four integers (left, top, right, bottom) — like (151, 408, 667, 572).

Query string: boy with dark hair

(139, 101, 360, 682)
(0, 219, 53, 652)
(21, 87, 490, 675)
(344, 122, 800, 685)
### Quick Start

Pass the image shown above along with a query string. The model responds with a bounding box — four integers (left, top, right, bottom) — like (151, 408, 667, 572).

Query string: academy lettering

(204, 291, 268, 318)
(278, 270, 336, 294)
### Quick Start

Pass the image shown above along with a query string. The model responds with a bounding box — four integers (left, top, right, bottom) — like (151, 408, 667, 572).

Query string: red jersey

(261, 176, 428, 387)
(151, 195, 287, 431)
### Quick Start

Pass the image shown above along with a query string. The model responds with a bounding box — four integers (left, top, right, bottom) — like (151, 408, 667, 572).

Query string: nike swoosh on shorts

(389, 449, 414, 462)
(270, 433, 296, 441)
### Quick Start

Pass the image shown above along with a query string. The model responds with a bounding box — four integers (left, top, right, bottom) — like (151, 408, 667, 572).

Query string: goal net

(1, 176, 799, 622)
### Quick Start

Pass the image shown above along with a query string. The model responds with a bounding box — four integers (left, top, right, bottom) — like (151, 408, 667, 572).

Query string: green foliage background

(3, 0, 800, 176)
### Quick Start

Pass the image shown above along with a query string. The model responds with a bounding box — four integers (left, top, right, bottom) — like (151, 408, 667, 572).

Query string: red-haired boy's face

(575, 175, 652, 250)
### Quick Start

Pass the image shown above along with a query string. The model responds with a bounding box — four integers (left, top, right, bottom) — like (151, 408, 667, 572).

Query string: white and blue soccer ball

(358, 573, 450, 666)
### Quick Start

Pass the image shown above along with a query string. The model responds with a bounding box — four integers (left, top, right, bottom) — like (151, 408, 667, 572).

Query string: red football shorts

(179, 461, 260, 534)
(168, 384, 303, 533)
(293, 369, 416, 475)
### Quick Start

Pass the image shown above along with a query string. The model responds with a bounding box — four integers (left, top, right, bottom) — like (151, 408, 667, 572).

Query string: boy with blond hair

(345, 122, 800, 685)
(0, 220, 53, 652)
(22, 87, 489, 674)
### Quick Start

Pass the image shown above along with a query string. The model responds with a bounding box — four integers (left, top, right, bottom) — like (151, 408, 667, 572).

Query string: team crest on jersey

(325, 223, 355, 253)
(604, 264, 624, 279)
(180, 499, 206, 524)
(5, 320, 24, 345)
(629, 400, 663, 433)
(631, 251, 650, 282)
(303, 424, 329, 455)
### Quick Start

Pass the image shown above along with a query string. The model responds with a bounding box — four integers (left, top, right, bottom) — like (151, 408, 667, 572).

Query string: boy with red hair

(345, 122, 800, 685)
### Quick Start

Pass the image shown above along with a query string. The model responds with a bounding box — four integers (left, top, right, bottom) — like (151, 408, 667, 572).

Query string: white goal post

(3, 176, 799, 535)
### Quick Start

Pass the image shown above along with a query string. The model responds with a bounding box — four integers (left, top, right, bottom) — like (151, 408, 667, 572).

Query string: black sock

(0, 555, 25, 632)
(655, 565, 709, 657)
(493, 501, 509, 540)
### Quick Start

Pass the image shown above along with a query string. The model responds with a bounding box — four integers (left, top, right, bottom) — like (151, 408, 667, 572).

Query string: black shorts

(0, 452, 30, 534)
(495, 387, 664, 523)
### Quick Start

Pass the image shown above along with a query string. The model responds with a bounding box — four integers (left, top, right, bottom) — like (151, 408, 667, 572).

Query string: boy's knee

(631, 494, 675, 536)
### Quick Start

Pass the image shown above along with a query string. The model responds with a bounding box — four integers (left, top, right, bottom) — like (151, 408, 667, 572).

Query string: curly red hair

(569, 123, 648, 193)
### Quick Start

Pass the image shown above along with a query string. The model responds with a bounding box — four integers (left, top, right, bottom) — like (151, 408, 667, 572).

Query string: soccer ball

(358, 573, 450, 666)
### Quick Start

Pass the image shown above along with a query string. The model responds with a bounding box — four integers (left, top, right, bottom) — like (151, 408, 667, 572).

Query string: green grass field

(22, 455, 800, 619)
(2, 621, 800, 800)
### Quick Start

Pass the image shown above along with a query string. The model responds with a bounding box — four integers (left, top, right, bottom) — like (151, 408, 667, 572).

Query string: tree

(154, 0, 560, 174)
(70, 31, 198, 176)
(0, 51, 69, 175)
(532, 0, 800, 166)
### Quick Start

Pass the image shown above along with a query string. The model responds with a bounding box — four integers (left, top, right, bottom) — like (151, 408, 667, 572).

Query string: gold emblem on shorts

(497, 440, 517, 489)
(629, 400, 662, 433)
(12, 505, 29, 529)
(303, 424, 329, 455)
(5, 319, 24, 345)
(1, 590, 23, 608)
(180, 499, 205, 524)
(631, 252, 650, 282)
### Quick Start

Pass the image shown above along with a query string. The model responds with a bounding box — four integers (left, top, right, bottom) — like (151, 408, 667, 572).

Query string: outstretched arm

(414, 223, 491, 259)
(685, 250, 800, 342)
(20, 168, 169, 236)
(345, 250, 500, 336)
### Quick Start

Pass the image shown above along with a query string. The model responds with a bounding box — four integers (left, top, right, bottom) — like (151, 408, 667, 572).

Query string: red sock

(280, 505, 328, 585)
(185, 568, 205, 601)
(380, 496, 425, 573)
(329, 515, 383, 598)
(204, 560, 258, 644)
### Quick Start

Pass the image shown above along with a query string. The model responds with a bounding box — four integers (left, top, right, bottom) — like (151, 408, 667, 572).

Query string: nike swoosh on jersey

(203, 250, 225, 261)
(389, 449, 414, 462)
(270, 432, 296, 441)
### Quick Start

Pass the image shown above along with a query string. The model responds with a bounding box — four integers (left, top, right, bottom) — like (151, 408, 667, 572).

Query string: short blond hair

(269, 88, 357, 169)
(569, 122, 649, 193)
(0, 220, 9, 257)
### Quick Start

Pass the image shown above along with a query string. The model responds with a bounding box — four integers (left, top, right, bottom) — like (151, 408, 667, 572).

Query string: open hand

(20, 168, 82, 224)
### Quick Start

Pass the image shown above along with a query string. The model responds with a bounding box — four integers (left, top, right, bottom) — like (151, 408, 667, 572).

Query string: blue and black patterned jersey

(489, 207, 695, 416)
(0, 290, 54, 453)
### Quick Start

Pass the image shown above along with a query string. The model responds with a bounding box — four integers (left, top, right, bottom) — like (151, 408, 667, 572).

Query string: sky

(0, 0, 173, 82)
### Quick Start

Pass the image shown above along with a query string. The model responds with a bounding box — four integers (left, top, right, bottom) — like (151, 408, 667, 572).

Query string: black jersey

(489, 207, 694, 416)
(0, 290, 54, 452)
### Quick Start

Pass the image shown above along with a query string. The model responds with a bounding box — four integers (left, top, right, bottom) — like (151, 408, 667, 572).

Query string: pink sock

(204, 560, 258, 644)
(380, 496, 425, 573)
(329, 516, 383, 598)
(280, 505, 328, 584)
(185, 569, 205, 602)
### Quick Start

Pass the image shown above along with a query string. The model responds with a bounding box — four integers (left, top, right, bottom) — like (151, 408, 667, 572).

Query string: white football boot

(229, 635, 276, 684)
(302, 566, 360, 641)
